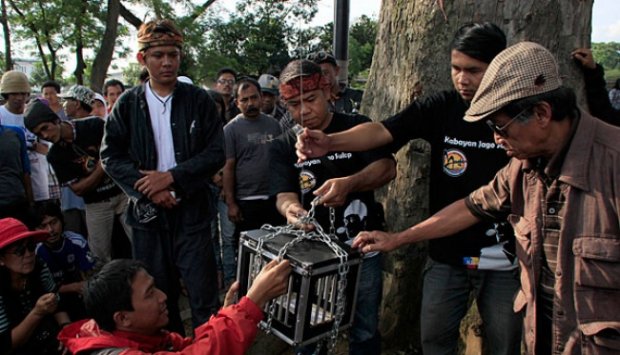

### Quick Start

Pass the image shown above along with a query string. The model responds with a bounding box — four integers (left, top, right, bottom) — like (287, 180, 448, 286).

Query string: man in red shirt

(59, 258, 290, 354)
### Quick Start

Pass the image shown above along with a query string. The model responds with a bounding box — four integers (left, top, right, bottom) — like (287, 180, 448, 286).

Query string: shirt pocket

(572, 236, 620, 323)
(577, 321, 620, 354)
(508, 214, 532, 267)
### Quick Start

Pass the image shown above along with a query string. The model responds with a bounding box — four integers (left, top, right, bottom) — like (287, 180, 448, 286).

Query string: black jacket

(581, 64, 620, 126)
(101, 81, 225, 228)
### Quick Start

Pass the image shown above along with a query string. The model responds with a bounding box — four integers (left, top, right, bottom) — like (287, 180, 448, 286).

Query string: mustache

(246, 106, 260, 114)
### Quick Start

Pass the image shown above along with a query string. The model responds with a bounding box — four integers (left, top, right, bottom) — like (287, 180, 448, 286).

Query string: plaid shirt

(465, 111, 620, 354)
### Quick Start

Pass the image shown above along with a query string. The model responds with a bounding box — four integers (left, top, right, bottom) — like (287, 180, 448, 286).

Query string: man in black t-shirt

(24, 98, 130, 265)
(271, 60, 395, 354)
(297, 24, 522, 355)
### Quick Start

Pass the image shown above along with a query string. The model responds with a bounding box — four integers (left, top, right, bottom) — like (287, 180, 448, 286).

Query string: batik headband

(279, 72, 330, 101)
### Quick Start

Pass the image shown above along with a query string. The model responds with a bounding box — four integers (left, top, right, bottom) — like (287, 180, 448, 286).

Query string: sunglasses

(486, 107, 531, 137)
(307, 51, 335, 62)
(8, 240, 36, 257)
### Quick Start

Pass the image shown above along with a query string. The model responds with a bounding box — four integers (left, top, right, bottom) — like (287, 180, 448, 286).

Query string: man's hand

(134, 170, 174, 198)
(352, 230, 399, 253)
(211, 169, 224, 188)
(246, 259, 291, 308)
(223, 281, 239, 308)
(227, 201, 243, 223)
(285, 203, 314, 231)
(296, 128, 330, 162)
(572, 48, 596, 70)
(33, 293, 59, 317)
(313, 177, 352, 207)
(151, 190, 178, 209)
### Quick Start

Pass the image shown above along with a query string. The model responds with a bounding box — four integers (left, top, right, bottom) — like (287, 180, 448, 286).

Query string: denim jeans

(420, 258, 522, 355)
(209, 185, 236, 284)
(297, 254, 383, 355)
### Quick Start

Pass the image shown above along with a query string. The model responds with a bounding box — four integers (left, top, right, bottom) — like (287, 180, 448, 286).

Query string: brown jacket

(466, 111, 620, 354)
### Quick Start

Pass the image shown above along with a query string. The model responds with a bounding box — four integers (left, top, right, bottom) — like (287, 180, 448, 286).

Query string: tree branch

(119, 2, 142, 29)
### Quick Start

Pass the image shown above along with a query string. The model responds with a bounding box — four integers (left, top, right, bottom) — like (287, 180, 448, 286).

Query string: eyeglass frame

(6, 239, 36, 257)
(486, 106, 533, 137)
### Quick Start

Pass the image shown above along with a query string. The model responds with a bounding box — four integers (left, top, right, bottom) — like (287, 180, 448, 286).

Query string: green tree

(592, 42, 620, 70)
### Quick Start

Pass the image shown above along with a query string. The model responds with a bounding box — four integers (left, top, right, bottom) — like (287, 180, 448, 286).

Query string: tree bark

(90, 0, 120, 91)
(73, 1, 87, 84)
(362, 0, 593, 352)
(0, 0, 12, 71)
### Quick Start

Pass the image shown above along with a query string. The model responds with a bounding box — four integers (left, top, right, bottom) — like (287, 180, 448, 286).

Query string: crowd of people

(0, 16, 618, 355)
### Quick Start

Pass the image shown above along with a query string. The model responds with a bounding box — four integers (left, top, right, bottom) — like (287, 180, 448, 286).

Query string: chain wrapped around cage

(236, 196, 362, 349)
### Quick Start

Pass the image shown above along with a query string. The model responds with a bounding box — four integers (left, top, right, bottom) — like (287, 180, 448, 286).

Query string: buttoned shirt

(465, 111, 620, 354)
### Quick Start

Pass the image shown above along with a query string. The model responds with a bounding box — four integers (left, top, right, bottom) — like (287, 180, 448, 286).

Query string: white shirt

(145, 82, 177, 172)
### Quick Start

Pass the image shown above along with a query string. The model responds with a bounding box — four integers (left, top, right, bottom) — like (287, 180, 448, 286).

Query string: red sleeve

(177, 296, 264, 355)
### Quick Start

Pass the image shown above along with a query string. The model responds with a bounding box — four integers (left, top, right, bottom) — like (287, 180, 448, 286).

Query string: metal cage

(237, 228, 362, 347)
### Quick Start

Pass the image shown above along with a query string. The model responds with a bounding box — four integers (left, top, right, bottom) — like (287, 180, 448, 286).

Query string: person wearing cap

(100, 19, 225, 335)
(214, 67, 241, 121)
(0, 70, 51, 204)
(0, 217, 71, 354)
(258, 73, 287, 121)
(60, 84, 95, 120)
(271, 59, 396, 354)
(352, 41, 620, 354)
(306, 50, 363, 114)
(90, 92, 108, 119)
(298, 23, 522, 355)
(24, 98, 131, 267)
(103, 79, 125, 113)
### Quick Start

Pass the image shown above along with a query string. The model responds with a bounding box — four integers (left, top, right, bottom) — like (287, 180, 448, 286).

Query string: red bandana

(279, 72, 330, 100)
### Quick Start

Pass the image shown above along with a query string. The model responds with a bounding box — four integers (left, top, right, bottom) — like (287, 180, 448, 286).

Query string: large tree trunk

(362, 0, 593, 352)
(0, 0, 12, 71)
(90, 0, 121, 91)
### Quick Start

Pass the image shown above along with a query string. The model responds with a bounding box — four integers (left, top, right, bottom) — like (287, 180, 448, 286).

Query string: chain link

(251, 196, 349, 352)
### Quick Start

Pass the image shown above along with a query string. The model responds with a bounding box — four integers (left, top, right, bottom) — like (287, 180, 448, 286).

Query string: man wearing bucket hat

(0, 70, 51, 204)
(353, 42, 620, 354)
(100, 19, 224, 335)
(0, 217, 71, 354)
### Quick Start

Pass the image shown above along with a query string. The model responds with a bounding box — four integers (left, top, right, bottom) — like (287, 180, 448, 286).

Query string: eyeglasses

(486, 107, 531, 137)
(8, 240, 36, 257)
(216, 79, 235, 86)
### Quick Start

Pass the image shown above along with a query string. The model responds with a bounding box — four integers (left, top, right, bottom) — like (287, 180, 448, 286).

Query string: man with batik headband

(100, 19, 225, 334)
(270, 59, 396, 354)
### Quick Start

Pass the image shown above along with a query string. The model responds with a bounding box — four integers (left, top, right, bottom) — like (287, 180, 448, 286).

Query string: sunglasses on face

(8, 240, 36, 257)
(485, 107, 532, 137)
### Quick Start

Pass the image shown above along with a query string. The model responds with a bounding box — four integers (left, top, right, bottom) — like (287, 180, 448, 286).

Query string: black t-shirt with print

(382, 90, 516, 269)
(271, 112, 391, 247)
(47, 117, 121, 204)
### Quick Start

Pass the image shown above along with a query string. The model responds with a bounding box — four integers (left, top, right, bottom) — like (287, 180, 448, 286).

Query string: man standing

(258, 74, 287, 121)
(298, 23, 522, 355)
(100, 19, 224, 334)
(307, 51, 363, 114)
(353, 41, 620, 355)
(103, 79, 125, 114)
(0, 71, 50, 204)
(60, 85, 94, 119)
(223, 78, 283, 247)
(24, 98, 130, 265)
(214, 67, 240, 121)
(272, 59, 396, 354)
(0, 116, 31, 221)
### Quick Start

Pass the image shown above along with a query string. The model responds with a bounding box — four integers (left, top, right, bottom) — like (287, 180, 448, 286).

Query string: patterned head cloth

(464, 42, 562, 122)
(137, 19, 184, 52)
(59, 85, 95, 106)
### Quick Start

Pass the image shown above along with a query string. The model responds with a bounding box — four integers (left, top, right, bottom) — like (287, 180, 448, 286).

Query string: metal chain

(251, 196, 349, 352)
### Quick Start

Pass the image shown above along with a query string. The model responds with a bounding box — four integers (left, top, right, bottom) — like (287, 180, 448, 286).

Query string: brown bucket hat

(464, 42, 562, 122)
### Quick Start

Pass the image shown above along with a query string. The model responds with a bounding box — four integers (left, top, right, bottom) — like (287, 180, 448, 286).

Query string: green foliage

(592, 42, 620, 71)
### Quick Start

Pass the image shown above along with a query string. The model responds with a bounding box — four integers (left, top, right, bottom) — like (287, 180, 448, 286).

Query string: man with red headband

(270, 59, 396, 354)
(100, 19, 224, 335)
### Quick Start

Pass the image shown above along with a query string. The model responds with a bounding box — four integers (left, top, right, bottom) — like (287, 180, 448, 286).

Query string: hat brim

(261, 88, 279, 95)
(0, 230, 49, 250)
